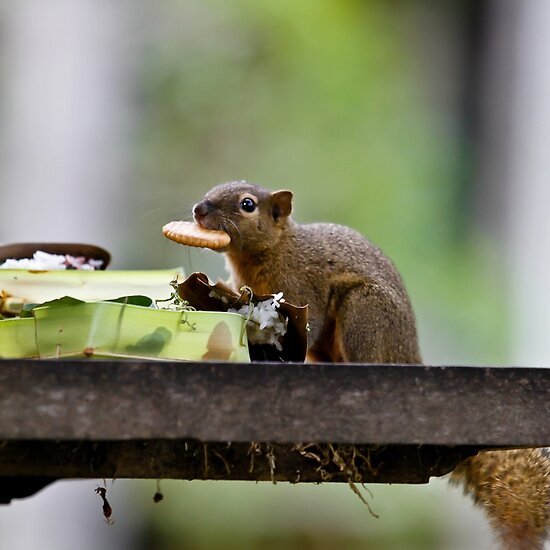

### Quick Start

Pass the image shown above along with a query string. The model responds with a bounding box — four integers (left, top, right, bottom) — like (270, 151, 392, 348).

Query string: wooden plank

(1, 359, 548, 502)
(0, 360, 549, 445)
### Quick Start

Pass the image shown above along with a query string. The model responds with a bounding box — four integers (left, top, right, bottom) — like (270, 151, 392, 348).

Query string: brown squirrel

(193, 180, 550, 549)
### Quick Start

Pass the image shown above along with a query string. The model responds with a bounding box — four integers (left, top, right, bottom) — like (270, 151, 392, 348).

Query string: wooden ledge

(0, 360, 549, 502)
(1, 360, 549, 444)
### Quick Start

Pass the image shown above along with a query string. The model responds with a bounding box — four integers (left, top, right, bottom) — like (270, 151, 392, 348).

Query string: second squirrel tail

(451, 448, 550, 550)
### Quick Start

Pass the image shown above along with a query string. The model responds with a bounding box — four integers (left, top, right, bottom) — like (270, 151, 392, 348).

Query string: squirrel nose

(193, 200, 213, 219)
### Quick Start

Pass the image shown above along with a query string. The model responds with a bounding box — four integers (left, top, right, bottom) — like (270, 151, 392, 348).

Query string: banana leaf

(178, 272, 308, 362)
(0, 268, 183, 315)
(0, 299, 249, 362)
(0, 317, 38, 358)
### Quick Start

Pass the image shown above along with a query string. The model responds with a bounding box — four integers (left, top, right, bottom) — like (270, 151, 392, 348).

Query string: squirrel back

(193, 180, 421, 363)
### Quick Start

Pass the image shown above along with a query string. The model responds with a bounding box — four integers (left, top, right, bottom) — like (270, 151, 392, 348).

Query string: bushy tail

(451, 448, 550, 549)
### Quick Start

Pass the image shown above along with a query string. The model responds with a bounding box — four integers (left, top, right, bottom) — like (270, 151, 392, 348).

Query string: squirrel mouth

(194, 214, 224, 233)
(192, 202, 229, 236)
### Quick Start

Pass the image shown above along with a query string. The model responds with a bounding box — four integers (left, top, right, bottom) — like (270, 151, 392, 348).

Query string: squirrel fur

(193, 180, 550, 549)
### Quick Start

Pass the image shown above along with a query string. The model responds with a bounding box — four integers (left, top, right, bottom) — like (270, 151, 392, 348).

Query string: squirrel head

(193, 181, 293, 254)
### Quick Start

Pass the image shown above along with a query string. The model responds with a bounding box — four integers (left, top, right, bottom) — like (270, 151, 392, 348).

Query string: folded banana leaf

(0, 268, 184, 315)
(177, 272, 308, 362)
(0, 317, 38, 358)
(0, 297, 249, 362)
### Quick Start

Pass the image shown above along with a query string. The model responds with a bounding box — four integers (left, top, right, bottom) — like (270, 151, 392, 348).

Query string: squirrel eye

(240, 197, 256, 213)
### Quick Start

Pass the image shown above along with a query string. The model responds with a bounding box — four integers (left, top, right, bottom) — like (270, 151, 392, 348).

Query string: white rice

(0, 250, 103, 270)
(229, 292, 287, 351)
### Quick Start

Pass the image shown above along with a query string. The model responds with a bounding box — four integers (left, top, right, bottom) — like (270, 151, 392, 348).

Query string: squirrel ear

(271, 190, 293, 220)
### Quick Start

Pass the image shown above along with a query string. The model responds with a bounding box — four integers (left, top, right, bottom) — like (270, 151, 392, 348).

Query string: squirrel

(192, 180, 550, 549)
(193, 180, 421, 364)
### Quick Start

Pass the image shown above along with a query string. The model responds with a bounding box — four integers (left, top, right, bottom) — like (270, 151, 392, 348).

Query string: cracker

(162, 220, 231, 250)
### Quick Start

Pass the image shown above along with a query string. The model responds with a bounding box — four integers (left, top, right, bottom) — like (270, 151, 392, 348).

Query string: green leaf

(20, 296, 84, 317)
(0, 268, 183, 311)
(20, 295, 152, 317)
(30, 302, 249, 362)
(107, 295, 153, 307)
(20, 303, 39, 317)
(1, 288, 250, 362)
(0, 317, 39, 358)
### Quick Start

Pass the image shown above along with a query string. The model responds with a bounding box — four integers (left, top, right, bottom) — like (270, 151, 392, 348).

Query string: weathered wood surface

(0, 360, 549, 503)
(1, 360, 549, 445)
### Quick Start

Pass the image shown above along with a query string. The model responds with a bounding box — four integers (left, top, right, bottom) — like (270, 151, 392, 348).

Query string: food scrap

(95, 486, 114, 524)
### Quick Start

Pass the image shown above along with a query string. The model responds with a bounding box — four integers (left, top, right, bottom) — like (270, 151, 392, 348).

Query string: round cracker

(162, 220, 231, 250)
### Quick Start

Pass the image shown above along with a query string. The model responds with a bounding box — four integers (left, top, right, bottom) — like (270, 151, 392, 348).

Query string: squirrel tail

(450, 448, 550, 549)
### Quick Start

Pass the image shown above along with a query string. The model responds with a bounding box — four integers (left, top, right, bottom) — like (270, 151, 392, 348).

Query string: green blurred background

(130, 0, 506, 367)
(3, 0, 548, 548)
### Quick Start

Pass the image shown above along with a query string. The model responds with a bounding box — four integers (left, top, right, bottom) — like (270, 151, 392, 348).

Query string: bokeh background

(1, 0, 550, 548)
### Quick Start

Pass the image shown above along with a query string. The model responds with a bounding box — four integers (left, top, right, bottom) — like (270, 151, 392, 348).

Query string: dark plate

(0, 243, 110, 270)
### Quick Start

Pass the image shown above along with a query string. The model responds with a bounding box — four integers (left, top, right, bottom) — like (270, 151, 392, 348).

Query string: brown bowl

(0, 243, 111, 270)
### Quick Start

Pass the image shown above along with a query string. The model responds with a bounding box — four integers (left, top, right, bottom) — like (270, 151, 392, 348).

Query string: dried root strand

(247, 442, 262, 474)
(265, 443, 277, 484)
(293, 442, 379, 518)
(203, 443, 209, 476)
(212, 449, 232, 476)
(347, 479, 379, 519)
